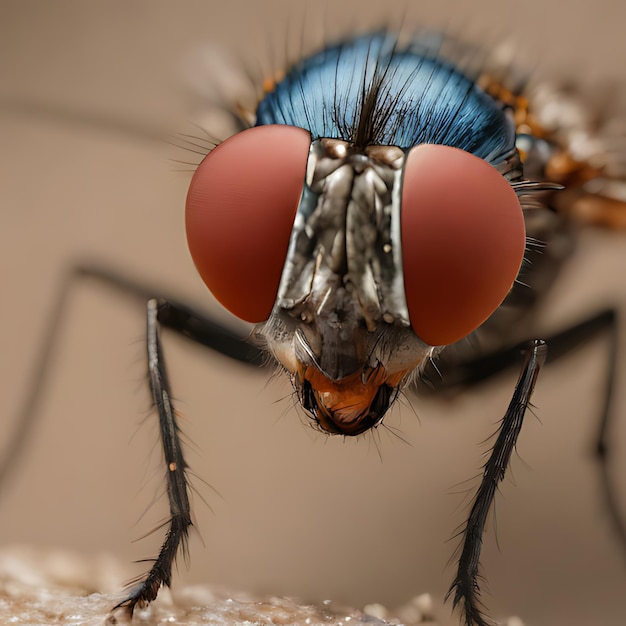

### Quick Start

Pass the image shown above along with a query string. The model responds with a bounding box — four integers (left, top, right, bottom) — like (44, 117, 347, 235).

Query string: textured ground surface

(0, 547, 453, 626)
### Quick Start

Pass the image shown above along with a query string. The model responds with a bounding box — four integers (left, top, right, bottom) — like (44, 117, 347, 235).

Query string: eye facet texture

(400, 144, 526, 346)
(186, 125, 310, 322)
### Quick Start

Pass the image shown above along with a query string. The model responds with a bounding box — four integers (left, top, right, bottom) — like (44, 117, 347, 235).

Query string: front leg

(447, 340, 548, 626)
(113, 298, 193, 615)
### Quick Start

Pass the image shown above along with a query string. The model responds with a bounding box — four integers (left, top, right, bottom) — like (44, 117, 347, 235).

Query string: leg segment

(447, 340, 547, 626)
(114, 299, 193, 614)
(433, 309, 625, 558)
(1, 263, 267, 614)
(73, 264, 265, 365)
(0, 264, 262, 491)
(114, 295, 270, 614)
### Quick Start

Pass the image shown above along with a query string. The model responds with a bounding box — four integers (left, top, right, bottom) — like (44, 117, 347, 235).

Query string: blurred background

(1, 1, 625, 625)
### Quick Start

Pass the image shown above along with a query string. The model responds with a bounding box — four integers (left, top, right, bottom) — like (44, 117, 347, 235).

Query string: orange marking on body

(303, 364, 412, 429)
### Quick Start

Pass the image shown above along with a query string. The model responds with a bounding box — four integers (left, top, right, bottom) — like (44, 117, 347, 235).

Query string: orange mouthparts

(295, 365, 410, 436)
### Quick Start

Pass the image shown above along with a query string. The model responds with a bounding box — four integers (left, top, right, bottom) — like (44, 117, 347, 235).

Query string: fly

(2, 29, 625, 626)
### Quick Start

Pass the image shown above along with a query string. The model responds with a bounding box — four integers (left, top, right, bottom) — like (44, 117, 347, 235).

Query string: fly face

(263, 139, 426, 435)
(186, 34, 527, 437)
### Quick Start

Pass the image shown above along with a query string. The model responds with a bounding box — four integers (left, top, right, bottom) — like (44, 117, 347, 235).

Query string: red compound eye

(401, 144, 526, 346)
(186, 125, 310, 322)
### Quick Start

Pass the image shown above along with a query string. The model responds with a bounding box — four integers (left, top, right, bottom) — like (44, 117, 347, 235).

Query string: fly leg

(447, 339, 547, 626)
(0, 263, 265, 614)
(434, 310, 625, 556)
(114, 293, 269, 615)
(114, 299, 189, 614)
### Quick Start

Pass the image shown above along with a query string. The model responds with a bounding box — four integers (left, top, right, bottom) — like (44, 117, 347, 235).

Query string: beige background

(1, 1, 625, 625)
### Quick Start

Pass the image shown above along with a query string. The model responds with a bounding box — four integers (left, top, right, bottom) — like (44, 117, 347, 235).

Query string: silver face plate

(264, 138, 428, 384)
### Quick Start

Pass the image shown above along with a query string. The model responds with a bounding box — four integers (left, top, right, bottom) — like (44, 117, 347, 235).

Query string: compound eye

(186, 125, 311, 322)
(400, 144, 526, 346)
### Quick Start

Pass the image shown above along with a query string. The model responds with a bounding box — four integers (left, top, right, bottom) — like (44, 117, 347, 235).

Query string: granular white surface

(0, 546, 450, 626)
